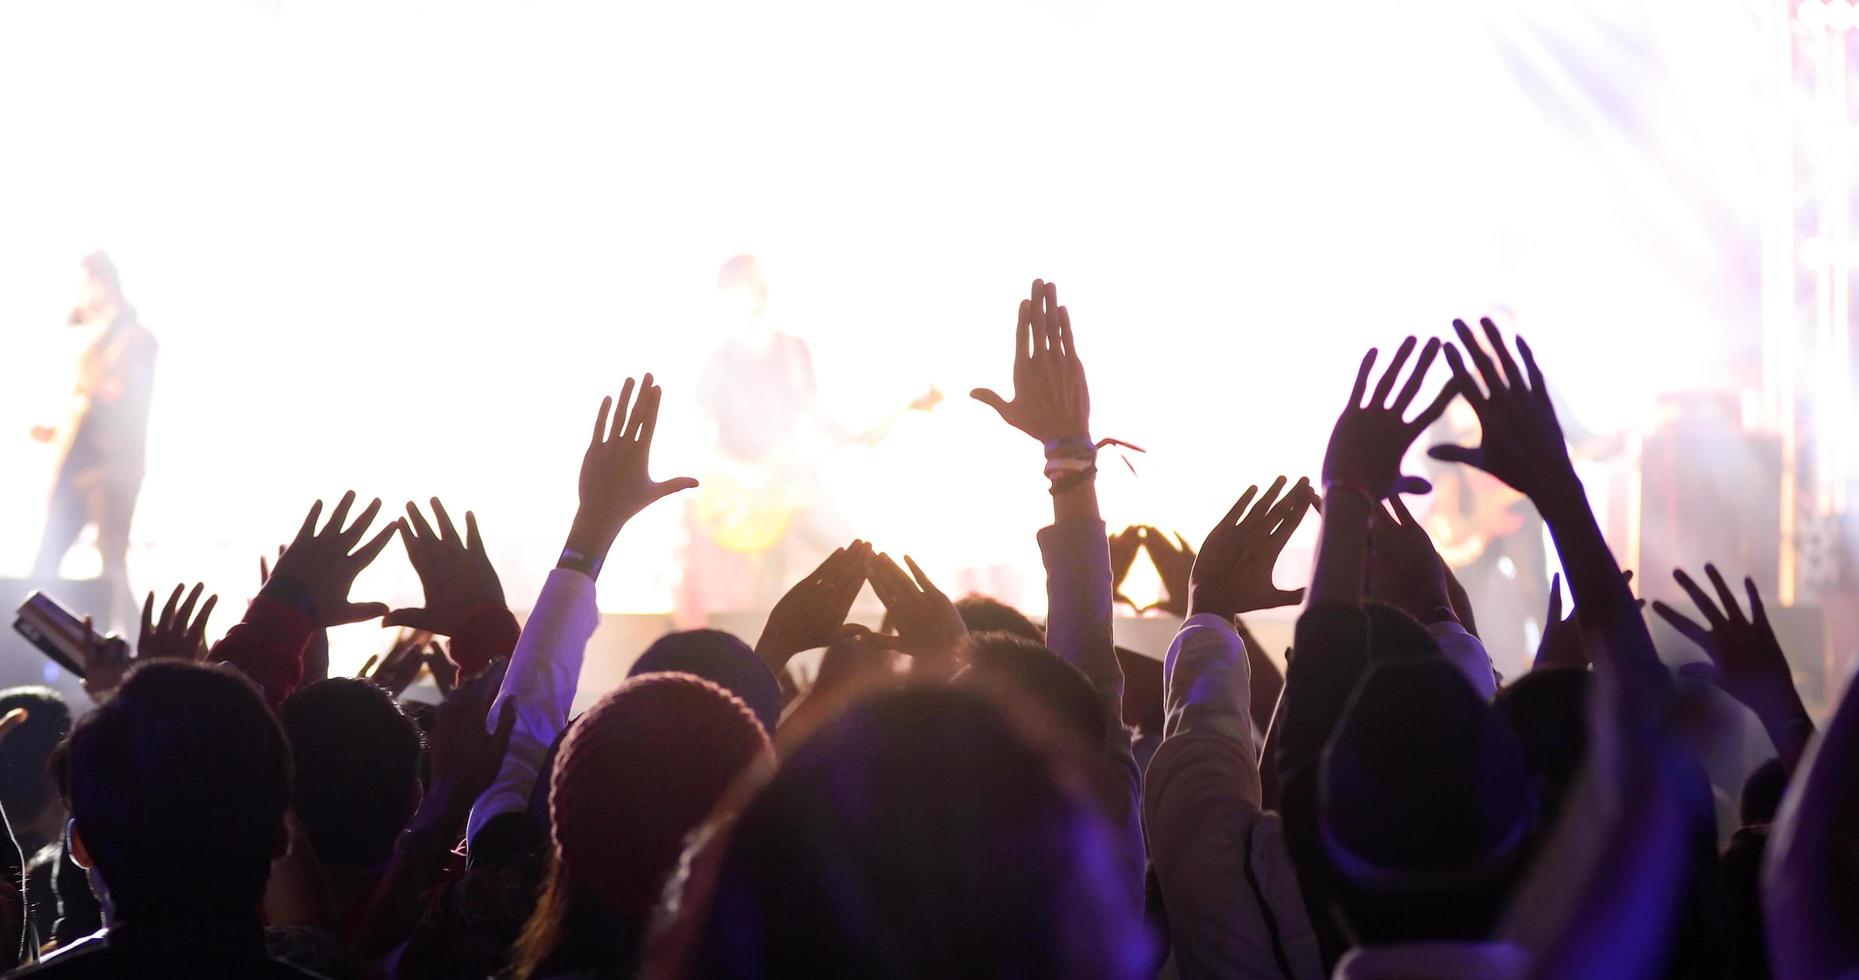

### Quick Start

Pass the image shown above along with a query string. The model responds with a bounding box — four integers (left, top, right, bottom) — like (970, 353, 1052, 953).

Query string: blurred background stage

(1, 0, 1857, 751)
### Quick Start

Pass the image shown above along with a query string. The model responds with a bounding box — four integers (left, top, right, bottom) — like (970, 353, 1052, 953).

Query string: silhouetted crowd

(0, 280, 1848, 979)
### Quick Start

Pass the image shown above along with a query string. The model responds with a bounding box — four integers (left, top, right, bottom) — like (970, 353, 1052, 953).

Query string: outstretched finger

(1651, 600, 1714, 652)
(1452, 319, 1504, 397)
(1482, 317, 1522, 392)
(1671, 569, 1726, 628)
(1407, 376, 1458, 434)
(1348, 348, 1376, 409)
(625, 376, 657, 441)
(1546, 573, 1564, 623)
(295, 499, 325, 544)
(1370, 336, 1417, 408)
(1387, 493, 1419, 528)
(351, 520, 400, 568)
(611, 377, 637, 442)
(1264, 480, 1317, 549)
(326, 491, 359, 538)
(174, 583, 205, 632)
(141, 591, 155, 642)
(1703, 564, 1745, 625)
(1516, 334, 1549, 400)
(1239, 476, 1289, 533)
(465, 511, 485, 555)
(159, 584, 185, 630)
(638, 381, 665, 449)
(1744, 577, 1769, 626)
(429, 497, 461, 545)
(1015, 299, 1032, 365)
(1390, 338, 1442, 414)
(189, 595, 219, 645)
(340, 497, 384, 548)
(590, 395, 613, 447)
(903, 555, 942, 595)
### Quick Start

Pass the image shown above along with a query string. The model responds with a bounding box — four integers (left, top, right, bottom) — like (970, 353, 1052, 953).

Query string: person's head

(516, 672, 770, 979)
(629, 629, 782, 736)
(1321, 657, 1535, 946)
(71, 250, 124, 326)
(684, 684, 1152, 979)
(279, 678, 424, 868)
(0, 687, 72, 836)
(1493, 667, 1591, 826)
(958, 631, 1110, 755)
(717, 253, 768, 321)
(955, 594, 1043, 642)
(59, 662, 290, 924)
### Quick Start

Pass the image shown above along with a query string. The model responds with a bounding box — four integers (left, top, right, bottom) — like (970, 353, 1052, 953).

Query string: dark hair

(63, 662, 290, 923)
(959, 632, 1110, 753)
(1493, 667, 1591, 827)
(629, 629, 782, 735)
(955, 594, 1044, 642)
(280, 678, 422, 867)
(0, 687, 71, 824)
(1738, 756, 1789, 827)
(687, 685, 1152, 978)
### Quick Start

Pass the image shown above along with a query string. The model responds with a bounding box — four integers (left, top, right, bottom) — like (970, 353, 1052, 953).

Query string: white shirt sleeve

(466, 567, 600, 842)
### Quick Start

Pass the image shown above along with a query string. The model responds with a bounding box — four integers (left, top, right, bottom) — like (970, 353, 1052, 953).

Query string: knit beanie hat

(1320, 657, 1534, 892)
(549, 672, 772, 918)
(629, 629, 783, 736)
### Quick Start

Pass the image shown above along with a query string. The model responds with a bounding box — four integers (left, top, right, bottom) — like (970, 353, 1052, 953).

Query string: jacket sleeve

(1142, 614, 1323, 980)
(467, 569, 600, 844)
(1037, 518, 1144, 912)
(210, 594, 317, 709)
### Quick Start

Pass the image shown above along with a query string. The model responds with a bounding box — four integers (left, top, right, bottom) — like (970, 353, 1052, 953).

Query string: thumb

(1676, 661, 1727, 690)
(1427, 444, 1479, 465)
(654, 476, 700, 500)
(969, 388, 1010, 417)
(382, 607, 437, 631)
(1392, 475, 1434, 496)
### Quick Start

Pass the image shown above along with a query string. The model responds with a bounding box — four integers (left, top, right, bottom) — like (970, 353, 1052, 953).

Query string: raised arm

(1281, 337, 1453, 777)
(467, 374, 698, 843)
(1143, 478, 1323, 978)
(970, 279, 1115, 708)
(1431, 318, 1655, 679)
(1652, 567, 1814, 772)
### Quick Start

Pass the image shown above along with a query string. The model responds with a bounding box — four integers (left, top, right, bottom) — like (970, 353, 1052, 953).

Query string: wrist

(559, 522, 613, 579)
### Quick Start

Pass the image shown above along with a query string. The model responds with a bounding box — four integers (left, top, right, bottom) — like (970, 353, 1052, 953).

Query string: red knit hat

(549, 672, 772, 918)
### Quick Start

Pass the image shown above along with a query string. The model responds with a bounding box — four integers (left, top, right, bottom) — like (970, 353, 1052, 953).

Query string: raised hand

(386, 498, 508, 637)
(78, 615, 131, 701)
(1430, 318, 1579, 506)
(1322, 337, 1456, 500)
(1109, 526, 1143, 609)
(263, 491, 398, 627)
(566, 374, 699, 566)
(138, 583, 217, 662)
(1366, 495, 1454, 624)
(1142, 526, 1198, 617)
(359, 630, 432, 698)
(425, 641, 459, 698)
(1188, 477, 1319, 620)
(970, 279, 1091, 445)
(867, 551, 968, 662)
(754, 541, 873, 670)
(1652, 567, 1808, 728)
